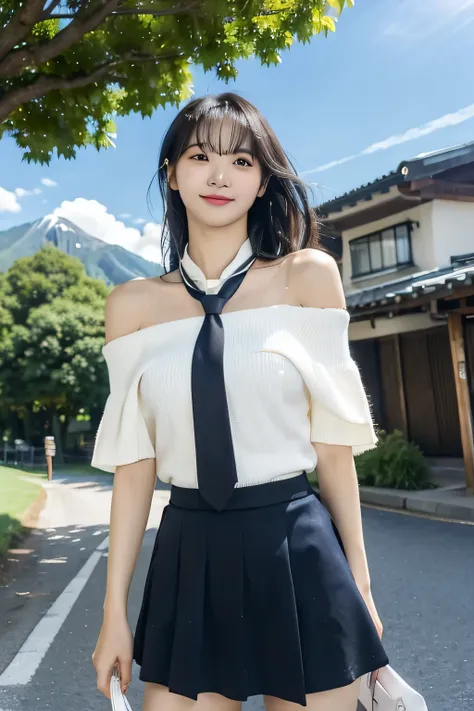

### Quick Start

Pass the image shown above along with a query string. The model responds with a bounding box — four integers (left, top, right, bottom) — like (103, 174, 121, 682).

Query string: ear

(167, 164, 178, 191)
(257, 176, 269, 198)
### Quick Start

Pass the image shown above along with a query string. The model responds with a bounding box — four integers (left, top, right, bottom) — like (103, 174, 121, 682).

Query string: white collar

(180, 238, 254, 294)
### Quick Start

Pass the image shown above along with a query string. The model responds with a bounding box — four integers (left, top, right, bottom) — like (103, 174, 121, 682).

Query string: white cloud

(380, 0, 474, 41)
(119, 212, 131, 219)
(53, 198, 163, 263)
(140, 223, 163, 263)
(0, 187, 21, 213)
(133, 217, 147, 225)
(304, 154, 357, 174)
(41, 177, 58, 188)
(450, 13, 474, 34)
(14, 186, 42, 198)
(15, 188, 30, 198)
(363, 104, 474, 153)
(301, 103, 474, 176)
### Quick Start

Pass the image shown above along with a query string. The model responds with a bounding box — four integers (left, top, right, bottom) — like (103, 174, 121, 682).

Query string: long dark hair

(152, 92, 319, 272)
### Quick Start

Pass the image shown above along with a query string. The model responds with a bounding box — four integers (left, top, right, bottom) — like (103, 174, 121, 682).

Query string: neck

(185, 214, 250, 279)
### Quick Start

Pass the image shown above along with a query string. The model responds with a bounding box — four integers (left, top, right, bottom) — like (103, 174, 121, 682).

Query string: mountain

(0, 215, 164, 285)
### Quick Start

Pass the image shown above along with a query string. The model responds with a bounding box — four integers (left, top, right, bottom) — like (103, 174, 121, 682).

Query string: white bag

(110, 666, 133, 711)
(358, 665, 429, 711)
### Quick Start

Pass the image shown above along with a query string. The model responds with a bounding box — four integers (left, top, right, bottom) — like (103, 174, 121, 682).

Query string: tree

(0, 244, 111, 462)
(0, 0, 353, 164)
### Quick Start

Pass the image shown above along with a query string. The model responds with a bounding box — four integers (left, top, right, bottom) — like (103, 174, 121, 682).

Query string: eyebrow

(185, 142, 254, 156)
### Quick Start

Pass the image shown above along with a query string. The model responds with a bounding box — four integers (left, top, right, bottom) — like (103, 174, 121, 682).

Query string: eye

(235, 157, 253, 167)
(189, 153, 253, 167)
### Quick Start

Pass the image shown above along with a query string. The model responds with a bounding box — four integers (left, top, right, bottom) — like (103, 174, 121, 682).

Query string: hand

(358, 587, 383, 640)
(92, 613, 133, 699)
(360, 588, 385, 682)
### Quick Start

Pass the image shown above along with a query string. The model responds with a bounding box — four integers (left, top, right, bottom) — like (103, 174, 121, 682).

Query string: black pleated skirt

(132, 473, 390, 706)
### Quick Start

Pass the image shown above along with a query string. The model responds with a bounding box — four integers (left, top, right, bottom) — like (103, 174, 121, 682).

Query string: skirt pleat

(169, 511, 207, 698)
(132, 475, 390, 706)
(240, 504, 306, 703)
(284, 496, 387, 697)
(202, 515, 247, 698)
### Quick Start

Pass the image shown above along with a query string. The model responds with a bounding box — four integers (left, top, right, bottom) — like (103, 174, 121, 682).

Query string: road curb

(358, 486, 474, 523)
(311, 483, 474, 523)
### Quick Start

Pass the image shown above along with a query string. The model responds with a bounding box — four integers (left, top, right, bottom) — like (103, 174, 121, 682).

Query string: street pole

(44, 435, 56, 481)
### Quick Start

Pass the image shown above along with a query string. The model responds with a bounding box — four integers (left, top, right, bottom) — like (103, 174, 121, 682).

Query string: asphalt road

(0, 473, 473, 711)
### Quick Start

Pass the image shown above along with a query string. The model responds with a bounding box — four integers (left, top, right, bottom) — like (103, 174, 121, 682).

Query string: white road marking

(0, 537, 109, 686)
(96, 536, 109, 551)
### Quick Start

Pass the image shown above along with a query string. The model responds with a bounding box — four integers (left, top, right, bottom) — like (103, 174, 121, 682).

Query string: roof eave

(320, 185, 422, 231)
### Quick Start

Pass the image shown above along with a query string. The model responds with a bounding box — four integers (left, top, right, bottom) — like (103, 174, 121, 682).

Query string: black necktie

(179, 252, 257, 511)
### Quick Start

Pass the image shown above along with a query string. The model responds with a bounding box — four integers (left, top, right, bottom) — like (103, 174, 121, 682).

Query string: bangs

(179, 101, 258, 159)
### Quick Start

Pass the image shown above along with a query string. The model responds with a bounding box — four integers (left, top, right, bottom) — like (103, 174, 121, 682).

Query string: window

(349, 221, 414, 278)
(351, 238, 370, 276)
(395, 223, 411, 262)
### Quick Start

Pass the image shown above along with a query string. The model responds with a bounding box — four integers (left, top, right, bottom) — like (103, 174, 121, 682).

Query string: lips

(201, 195, 234, 205)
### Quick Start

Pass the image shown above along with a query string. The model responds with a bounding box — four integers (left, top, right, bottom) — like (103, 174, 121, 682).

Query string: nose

(207, 161, 230, 188)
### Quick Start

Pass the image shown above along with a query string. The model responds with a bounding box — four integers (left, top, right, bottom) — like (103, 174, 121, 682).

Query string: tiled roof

(318, 140, 474, 215)
(346, 255, 474, 312)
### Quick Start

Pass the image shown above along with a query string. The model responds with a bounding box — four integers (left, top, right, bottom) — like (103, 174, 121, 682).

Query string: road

(0, 473, 473, 711)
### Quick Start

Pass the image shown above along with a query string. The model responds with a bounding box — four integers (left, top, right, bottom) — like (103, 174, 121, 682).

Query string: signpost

(44, 435, 55, 481)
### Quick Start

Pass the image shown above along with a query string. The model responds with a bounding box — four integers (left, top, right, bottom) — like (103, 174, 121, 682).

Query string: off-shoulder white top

(90, 304, 378, 488)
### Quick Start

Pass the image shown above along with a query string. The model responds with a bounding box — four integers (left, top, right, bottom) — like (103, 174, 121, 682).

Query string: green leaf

(0, 0, 353, 162)
(104, 119, 117, 134)
(322, 15, 337, 32)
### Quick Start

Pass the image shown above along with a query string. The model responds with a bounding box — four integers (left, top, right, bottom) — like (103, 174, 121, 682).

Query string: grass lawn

(0, 461, 112, 561)
(0, 466, 45, 559)
(4, 461, 110, 477)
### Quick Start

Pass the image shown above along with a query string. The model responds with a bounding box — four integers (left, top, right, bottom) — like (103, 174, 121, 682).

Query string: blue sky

(1, 0, 474, 264)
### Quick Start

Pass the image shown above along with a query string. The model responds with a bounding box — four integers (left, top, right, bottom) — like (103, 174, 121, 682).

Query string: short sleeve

(258, 308, 378, 455)
(304, 309, 378, 454)
(91, 335, 156, 473)
(308, 357, 378, 454)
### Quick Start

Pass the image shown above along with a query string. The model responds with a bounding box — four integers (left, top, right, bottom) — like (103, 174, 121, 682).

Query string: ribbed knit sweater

(91, 304, 378, 487)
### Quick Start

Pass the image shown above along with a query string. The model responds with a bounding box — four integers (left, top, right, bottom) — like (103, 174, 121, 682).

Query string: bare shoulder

(287, 247, 346, 310)
(104, 278, 151, 345)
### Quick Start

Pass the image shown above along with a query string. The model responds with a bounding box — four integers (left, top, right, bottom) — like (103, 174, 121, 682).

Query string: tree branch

(42, 0, 64, 19)
(47, 3, 278, 20)
(0, 51, 181, 122)
(48, 6, 195, 18)
(18, 0, 47, 24)
(0, 0, 121, 77)
(0, 0, 46, 63)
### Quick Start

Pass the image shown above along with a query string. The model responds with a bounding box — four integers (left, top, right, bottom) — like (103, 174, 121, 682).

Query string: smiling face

(167, 117, 267, 229)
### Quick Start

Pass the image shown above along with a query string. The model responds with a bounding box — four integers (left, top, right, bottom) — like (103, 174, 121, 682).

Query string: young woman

(91, 92, 390, 711)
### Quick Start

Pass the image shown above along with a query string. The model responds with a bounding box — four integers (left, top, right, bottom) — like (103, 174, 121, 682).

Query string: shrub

(355, 429, 431, 490)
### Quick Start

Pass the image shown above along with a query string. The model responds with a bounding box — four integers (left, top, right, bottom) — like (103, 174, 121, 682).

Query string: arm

(103, 459, 156, 614)
(290, 248, 372, 595)
(103, 280, 157, 614)
(93, 282, 157, 697)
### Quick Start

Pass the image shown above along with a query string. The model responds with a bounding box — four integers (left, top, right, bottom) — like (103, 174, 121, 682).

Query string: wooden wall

(351, 325, 463, 456)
